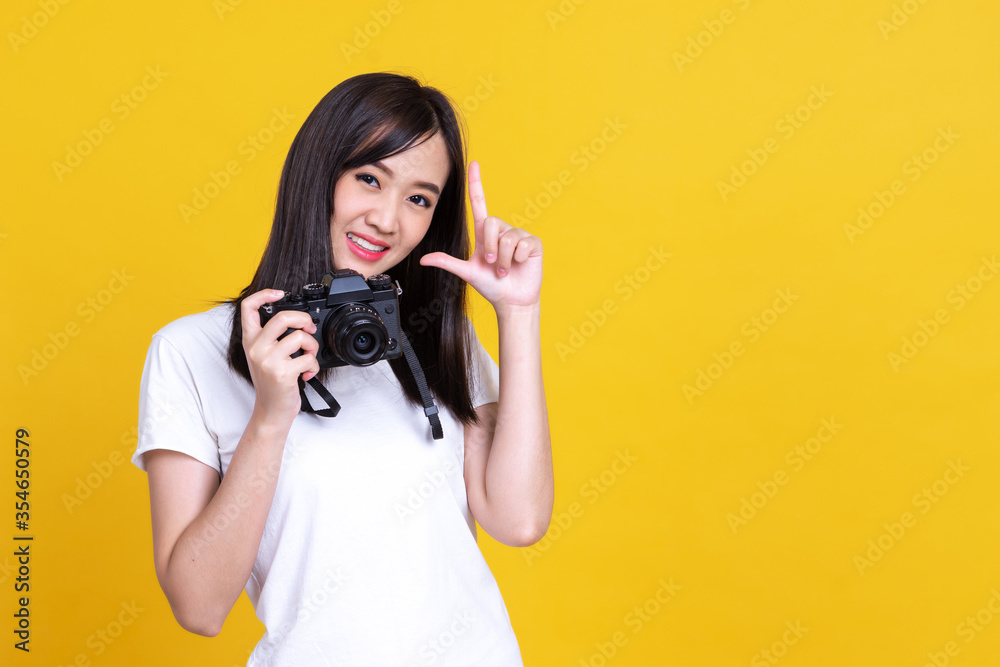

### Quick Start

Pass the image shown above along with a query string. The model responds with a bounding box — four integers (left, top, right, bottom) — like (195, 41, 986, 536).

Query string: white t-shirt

(131, 304, 523, 666)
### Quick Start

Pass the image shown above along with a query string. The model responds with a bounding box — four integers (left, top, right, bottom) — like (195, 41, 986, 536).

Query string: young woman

(131, 72, 553, 665)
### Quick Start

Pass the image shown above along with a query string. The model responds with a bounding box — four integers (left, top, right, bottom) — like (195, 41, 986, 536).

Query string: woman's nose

(365, 196, 400, 233)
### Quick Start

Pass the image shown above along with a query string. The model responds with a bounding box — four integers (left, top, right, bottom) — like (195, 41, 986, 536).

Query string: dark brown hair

(226, 72, 478, 425)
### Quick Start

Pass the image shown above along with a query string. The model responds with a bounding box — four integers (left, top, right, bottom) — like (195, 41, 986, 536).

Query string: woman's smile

(345, 231, 390, 259)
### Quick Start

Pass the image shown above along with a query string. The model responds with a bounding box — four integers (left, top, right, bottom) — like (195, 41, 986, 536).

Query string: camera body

(259, 269, 402, 368)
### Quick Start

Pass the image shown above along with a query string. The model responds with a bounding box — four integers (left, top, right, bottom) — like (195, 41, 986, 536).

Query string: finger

(467, 161, 488, 236)
(273, 329, 320, 360)
(496, 228, 528, 277)
(298, 355, 321, 383)
(259, 310, 317, 343)
(483, 215, 501, 263)
(242, 289, 288, 340)
(246, 323, 316, 369)
(513, 235, 542, 263)
(259, 351, 318, 386)
(420, 252, 473, 283)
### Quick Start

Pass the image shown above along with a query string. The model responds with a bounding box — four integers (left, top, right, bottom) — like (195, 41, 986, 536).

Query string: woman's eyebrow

(373, 160, 442, 197)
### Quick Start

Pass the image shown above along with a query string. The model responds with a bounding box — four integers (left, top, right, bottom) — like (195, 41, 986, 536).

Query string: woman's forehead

(363, 133, 451, 191)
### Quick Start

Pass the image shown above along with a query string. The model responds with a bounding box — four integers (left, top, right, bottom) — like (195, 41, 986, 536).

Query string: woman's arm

(146, 417, 291, 636)
(143, 290, 320, 635)
(463, 302, 552, 546)
(421, 160, 553, 547)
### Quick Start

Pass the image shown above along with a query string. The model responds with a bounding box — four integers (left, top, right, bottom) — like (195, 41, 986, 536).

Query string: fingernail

(486, 253, 496, 262)
(498, 268, 507, 277)
(273, 289, 283, 297)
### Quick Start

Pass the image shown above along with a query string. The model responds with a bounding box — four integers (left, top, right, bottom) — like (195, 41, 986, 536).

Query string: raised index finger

(468, 161, 488, 234)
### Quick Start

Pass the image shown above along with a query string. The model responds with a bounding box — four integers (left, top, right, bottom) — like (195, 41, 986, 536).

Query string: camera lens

(326, 304, 387, 366)
(354, 332, 374, 353)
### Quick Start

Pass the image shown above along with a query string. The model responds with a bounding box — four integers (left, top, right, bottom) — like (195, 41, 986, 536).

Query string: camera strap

(399, 330, 444, 440)
(296, 331, 443, 440)
(299, 377, 341, 418)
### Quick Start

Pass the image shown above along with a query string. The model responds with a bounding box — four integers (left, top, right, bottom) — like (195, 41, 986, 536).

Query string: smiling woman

(130, 72, 552, 666)
(330, 133, 448, 273)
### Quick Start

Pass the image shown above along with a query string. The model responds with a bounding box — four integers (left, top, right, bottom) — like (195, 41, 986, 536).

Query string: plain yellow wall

(3, 0, 999, 665)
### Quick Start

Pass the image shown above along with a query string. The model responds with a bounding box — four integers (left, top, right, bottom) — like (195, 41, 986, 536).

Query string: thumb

(420, 252, 471, 282)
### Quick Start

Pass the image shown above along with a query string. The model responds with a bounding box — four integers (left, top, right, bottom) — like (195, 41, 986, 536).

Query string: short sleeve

(467, 320, 500, 408)
(131, 333, 222, 474)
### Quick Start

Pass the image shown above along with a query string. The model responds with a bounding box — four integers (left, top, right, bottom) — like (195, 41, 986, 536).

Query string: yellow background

(3, 0, 999, 665)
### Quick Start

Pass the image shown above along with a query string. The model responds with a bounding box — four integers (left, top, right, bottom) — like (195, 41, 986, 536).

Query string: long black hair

(226, 72, 479, 425)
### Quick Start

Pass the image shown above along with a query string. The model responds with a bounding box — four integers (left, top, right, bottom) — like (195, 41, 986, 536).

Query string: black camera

(259, 269, 402, 368)
(258, 268, 443, 438)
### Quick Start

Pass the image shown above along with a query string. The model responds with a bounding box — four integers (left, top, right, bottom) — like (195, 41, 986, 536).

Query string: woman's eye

(408, 194, 431, 207)
(356, 173, 379, 187)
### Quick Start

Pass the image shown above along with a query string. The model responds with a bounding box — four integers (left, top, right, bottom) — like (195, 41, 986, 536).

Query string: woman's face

(330, 132, 451, 278)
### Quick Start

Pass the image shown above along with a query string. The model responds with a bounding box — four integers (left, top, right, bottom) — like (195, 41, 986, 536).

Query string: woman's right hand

(240, 289, 321, 426)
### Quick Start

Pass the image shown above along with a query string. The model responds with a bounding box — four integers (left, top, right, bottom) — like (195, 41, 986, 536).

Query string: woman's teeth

(347, 232, 386, 252)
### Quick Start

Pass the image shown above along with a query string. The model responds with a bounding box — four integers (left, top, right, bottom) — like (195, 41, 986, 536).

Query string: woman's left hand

(420, 161, 543, 313)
